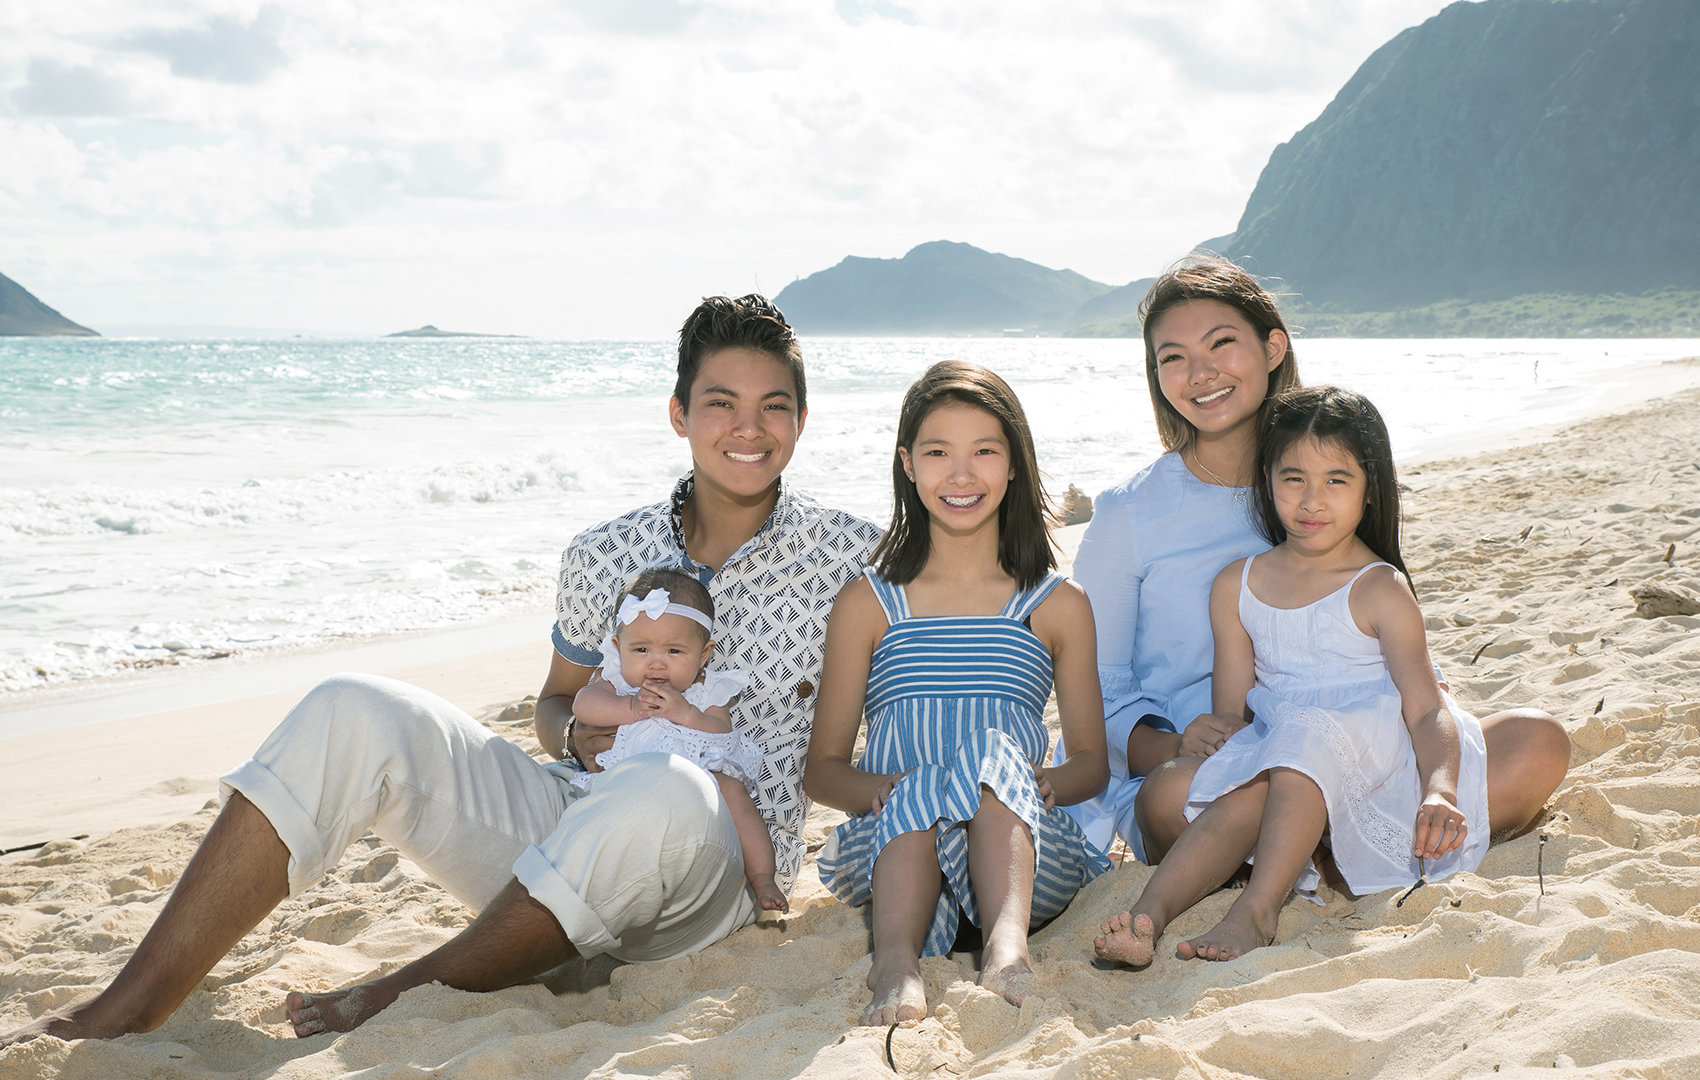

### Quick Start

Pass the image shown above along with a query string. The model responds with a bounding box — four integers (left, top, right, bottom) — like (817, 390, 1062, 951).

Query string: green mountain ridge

(779, 0, 1699, 338)
(1222, 0, 1700, 307)
(774, 240, 1119, 335)
(0, 271, 98, 337)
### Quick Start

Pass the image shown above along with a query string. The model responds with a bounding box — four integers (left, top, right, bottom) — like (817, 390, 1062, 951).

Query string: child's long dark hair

(871, 361, 1056, 589)
(1252, 386, 1413, 590)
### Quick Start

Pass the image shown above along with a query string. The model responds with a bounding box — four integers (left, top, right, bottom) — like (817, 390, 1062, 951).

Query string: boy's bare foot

(750, 873, 790, 913)
(978, 940, 1036, 1006)
(1176, 907, 1274, 961)
(285, 981, 403, 1038)
(863, 954, 927, 1026)
(1093, 911, 1157, 967)
(1, 993, 153, 1047)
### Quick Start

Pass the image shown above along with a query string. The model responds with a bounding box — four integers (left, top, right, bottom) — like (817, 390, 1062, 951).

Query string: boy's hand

(1412, 792, 1467, 860)
(1180, 713, 1246, 758)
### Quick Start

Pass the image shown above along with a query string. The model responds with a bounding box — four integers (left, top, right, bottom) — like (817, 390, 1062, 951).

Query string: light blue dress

(1060, 452, 1268, 857)
(816, 569, 1111, 957)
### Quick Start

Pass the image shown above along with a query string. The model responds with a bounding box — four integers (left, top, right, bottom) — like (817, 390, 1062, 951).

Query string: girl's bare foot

(285, 981, 403, 1038)
(1175, 906, 1275, 961)
(978, 940, 1036, 1006)
(1093, 911, 1157, 967)
(750, 873, 789, 913)
(863, 954, 927, 1026)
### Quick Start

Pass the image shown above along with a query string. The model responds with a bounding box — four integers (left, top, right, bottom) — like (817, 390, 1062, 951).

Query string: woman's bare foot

(1093, 911, 1157, 967)
(978, 940, 1036, 1006)
(285, 981, 404, 1038)
(863, 953, 927, 1026)
(1175, 906, 1275, 961)
(750, 873, 789, 913)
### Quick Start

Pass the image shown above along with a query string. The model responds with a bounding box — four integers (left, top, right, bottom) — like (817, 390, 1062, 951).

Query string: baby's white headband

(617, 587, 712, 632)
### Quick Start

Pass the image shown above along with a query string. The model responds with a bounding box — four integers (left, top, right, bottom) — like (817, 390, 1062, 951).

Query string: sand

(3, 373, 1699, 1079)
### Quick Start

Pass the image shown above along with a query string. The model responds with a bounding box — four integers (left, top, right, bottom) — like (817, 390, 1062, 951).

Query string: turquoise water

(3, 335, 1696, 698)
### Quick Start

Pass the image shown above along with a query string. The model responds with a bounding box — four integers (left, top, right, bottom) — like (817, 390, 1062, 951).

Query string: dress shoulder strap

(861, 566, 908, 625)
(1344, 560, 1396, 589)
(1003, 570, 1065, 622)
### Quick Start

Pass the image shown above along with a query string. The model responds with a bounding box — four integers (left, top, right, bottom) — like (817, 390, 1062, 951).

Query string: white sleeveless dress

(1186, 556, 1490, 895)
(569, 635, 762, 794)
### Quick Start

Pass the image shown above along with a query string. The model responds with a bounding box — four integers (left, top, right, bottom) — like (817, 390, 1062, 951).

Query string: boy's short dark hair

(674, 294, 807, 413)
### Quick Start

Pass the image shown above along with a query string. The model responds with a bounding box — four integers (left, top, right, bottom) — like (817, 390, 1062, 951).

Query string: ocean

(4, 335, 1697, 702)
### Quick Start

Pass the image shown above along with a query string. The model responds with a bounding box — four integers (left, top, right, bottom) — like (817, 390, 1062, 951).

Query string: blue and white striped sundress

(816, 568, 1111, 957)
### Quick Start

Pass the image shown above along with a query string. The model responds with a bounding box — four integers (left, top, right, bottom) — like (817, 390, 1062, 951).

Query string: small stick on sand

(1396, 859, 1428, 907)
(1, 834, 89, 856)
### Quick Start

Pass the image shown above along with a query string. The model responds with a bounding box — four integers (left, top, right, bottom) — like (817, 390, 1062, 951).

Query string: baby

(566, 567, 787, 912)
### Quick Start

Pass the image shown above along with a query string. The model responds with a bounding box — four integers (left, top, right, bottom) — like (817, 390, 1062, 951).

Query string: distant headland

(0, 271, 98, 337)
(386, 325, 525, 339)
(777, 0, 1699, 338)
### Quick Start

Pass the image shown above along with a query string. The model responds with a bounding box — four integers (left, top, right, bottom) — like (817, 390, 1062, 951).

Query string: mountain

(386, 325, 524, 338)
(774, 241, 1114, 334)
(1221, 0, 1700, 308)
(0, 271, 98, 336)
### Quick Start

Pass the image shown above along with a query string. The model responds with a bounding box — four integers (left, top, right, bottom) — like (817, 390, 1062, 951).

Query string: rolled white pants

(219, 673, 754, 962)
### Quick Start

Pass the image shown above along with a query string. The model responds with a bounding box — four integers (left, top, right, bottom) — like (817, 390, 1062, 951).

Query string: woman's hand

(1412, 792, 1467, 860)
(1179, 712, 1246, 758)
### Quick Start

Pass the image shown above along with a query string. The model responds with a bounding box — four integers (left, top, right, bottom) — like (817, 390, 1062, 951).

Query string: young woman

(1064, 255, 1568, 869)
(1097, 386, 1488, 965)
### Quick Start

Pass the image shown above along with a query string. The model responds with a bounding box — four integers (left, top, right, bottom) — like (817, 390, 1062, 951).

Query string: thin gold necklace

(1191, 449, 1248, 504)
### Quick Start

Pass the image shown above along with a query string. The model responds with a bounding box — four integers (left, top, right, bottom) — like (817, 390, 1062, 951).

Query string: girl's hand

(1031, 763, 1057, 811)
(637, 681, 689, 723)
(1180, 713, 1246, 758)
(1412, 792, 1467, 860)
(871, 772, 908, 814)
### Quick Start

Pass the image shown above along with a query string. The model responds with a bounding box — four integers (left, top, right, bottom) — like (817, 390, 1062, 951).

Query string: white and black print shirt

(552, 474, 882, 893)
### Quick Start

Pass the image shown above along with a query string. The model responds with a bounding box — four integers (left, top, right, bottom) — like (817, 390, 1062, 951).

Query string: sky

(1, 0, 1471, 337)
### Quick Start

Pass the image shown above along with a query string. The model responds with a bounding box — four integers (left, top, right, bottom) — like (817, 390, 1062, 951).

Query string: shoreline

(4, 386, 1700, 1076)
(7, 353, 1696, 740)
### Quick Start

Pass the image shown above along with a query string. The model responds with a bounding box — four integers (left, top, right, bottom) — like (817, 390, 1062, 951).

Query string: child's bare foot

(1093, 911, 1157, 967)
(1175, 907, 1274, 961)
(285, 981, 402, 1038)
(750, 873, 789, 913)
(978, 940, 1036, 1006)
(863, 954, 927, 1026)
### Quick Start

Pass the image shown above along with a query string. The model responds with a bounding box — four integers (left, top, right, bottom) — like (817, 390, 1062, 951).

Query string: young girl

(568, 566, 788, 913)
(1095, 385, 1490, 965)
(804, 360, 1110, 1026)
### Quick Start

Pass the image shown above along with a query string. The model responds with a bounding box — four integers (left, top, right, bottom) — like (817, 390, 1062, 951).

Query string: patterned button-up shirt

(552, 474, 882, 893)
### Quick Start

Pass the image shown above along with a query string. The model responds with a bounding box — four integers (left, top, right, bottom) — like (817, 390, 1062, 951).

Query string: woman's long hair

(1140, 254, 1300, 453)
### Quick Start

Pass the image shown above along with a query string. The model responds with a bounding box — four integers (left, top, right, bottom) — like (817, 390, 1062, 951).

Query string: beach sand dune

(3, 383, 1699, 1079)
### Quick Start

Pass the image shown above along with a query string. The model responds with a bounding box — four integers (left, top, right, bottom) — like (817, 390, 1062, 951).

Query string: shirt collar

(668, 471, 796, 567)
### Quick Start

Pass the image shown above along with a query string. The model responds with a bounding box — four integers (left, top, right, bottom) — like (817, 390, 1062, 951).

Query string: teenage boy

(2, 294, 880, 1045)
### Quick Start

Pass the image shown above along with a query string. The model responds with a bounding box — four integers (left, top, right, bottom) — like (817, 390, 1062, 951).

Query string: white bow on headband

(617, 588, 713, 631)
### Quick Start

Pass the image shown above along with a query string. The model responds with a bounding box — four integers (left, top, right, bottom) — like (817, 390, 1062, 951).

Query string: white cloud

(0, 0, 1467, 335)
